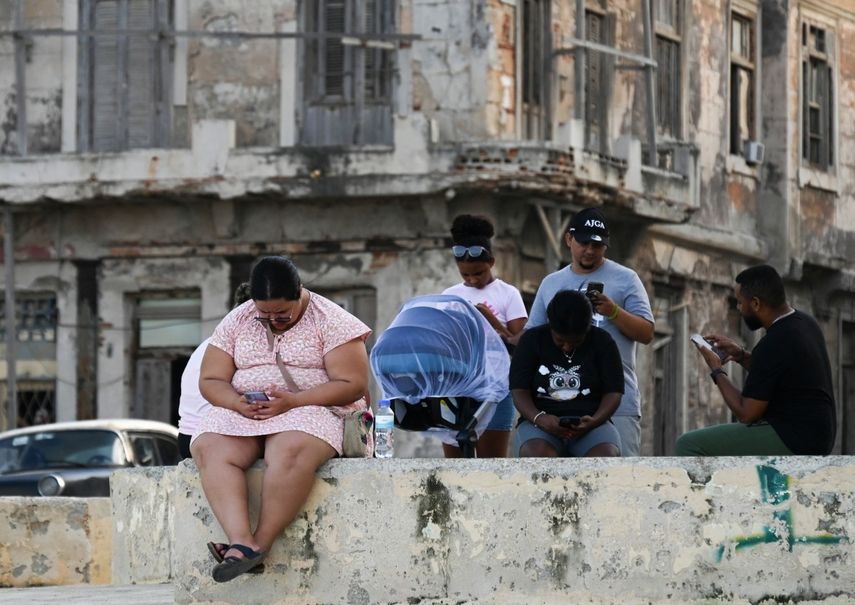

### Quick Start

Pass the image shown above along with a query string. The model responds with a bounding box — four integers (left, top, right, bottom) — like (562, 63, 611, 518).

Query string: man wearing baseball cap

(523, 207, 654, 456)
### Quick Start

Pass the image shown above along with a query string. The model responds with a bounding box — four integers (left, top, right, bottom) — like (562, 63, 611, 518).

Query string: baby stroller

(370, 294, 510, 458)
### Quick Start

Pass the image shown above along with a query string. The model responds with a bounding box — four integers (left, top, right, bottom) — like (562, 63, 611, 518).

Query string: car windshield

(0, 430, 128, 474)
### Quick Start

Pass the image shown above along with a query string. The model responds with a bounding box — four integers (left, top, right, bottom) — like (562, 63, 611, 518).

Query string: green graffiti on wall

(715, 465, 846, 562)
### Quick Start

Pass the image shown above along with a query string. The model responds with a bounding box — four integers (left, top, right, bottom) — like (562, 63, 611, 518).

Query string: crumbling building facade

(1, 0, 853, 455)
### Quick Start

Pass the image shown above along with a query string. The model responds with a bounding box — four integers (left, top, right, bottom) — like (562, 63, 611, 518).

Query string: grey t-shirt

(526, 259, 654, 417)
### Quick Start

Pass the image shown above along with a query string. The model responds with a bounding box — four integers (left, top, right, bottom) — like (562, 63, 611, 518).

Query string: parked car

(0, 419, 180, 497)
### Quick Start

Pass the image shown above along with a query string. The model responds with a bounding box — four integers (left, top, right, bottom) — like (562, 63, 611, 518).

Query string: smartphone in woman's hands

(244, 391, 270, 403)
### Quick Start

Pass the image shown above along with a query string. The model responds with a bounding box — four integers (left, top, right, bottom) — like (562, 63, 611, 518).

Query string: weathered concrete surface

(0, 497, 111, 587)
(171, 457, 855, 604)
(0, 583, 173, 604)
(2, 585, 854, 605)
(111, 466, 176, 585)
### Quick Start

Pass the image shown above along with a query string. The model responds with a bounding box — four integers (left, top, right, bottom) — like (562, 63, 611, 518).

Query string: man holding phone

(524, 208, 654, 456)
(678, 265, 836, 456)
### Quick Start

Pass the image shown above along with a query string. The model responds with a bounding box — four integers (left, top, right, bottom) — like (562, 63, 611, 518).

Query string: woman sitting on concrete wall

(511, 290, 624, 458)
(191, 256, 371, 582)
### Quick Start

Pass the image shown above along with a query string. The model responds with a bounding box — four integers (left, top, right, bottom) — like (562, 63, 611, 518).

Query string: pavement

(0, 584, 172, 605)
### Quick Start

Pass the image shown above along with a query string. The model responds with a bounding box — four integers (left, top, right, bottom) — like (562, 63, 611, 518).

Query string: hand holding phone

(690, 334, 727, 361)
(585, 282, 604, 302)
(244, 391, 270, 403)
(558, 415, 583, 428)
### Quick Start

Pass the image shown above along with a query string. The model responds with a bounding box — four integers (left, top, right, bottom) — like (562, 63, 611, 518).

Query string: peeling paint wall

(168, 457, 855, 604)
(410, 0, 495, 141)
(0, 1, 63, 154)
(189, 1, 295, 147)
(0, 496, 111, 587)
(110, 465, 175, 585)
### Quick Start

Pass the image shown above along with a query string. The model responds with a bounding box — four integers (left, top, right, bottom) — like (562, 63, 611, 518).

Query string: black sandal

(212, 544, 266, 583)
(207, 542, 265, 573)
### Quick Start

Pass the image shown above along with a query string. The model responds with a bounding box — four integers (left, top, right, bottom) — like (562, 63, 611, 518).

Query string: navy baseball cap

(568, 208, 610, 245)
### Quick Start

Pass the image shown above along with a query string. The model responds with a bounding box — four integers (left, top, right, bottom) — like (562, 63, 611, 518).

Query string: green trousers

(675, 421, 793, 456)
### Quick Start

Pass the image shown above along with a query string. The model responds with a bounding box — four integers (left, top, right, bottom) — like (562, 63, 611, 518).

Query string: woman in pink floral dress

(191, 256, 370, 582)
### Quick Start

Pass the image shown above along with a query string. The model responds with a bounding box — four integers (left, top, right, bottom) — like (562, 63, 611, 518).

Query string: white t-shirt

(442, 278, 527, 327)
(177, 337, 211, 435)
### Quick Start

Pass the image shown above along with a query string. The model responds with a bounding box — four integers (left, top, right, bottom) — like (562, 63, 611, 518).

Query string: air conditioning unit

(744, 141, 765, 165)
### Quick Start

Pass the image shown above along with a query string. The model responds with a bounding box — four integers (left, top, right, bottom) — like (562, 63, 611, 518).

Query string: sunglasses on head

(452, 245, 489, 259)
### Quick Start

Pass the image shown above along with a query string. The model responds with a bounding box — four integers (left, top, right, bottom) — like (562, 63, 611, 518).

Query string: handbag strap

(265, 323, 301, 393)
(264, 322, 371, 408)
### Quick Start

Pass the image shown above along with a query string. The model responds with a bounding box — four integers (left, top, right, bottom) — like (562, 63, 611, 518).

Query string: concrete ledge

(0, 496, 112, 587)
(169, 457, 855, 604)
(111, 466, 176, 585)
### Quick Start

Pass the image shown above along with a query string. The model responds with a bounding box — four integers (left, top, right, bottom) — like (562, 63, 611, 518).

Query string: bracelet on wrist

(606, 304, 621, 321)
(532, 411, 546, 427)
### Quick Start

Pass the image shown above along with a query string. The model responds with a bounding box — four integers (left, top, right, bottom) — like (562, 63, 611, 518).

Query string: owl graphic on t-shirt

(536, 364, 590, 401)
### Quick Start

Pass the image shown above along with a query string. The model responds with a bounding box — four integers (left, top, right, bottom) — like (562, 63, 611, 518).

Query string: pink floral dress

(193, 291, 371, 455)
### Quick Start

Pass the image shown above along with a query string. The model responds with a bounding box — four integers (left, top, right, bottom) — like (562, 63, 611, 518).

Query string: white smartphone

(690, 334, 713, 350)
(691, 334, 727, 361)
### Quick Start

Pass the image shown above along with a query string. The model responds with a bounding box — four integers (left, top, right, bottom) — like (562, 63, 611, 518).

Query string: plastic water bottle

(374, 399, 394, 458)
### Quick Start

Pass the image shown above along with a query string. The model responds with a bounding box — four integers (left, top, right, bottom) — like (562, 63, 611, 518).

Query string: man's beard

(742, 313, 763, 331)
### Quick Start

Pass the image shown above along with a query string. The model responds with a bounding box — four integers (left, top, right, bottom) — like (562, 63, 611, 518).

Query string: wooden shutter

(357, 0, 393, 144)
(91, 0, 121, 151)
(585, 11, 604, 148)
(802, 60, 809, 161)
(87, 0, 170, 151)
(364, 0, 378, 99)
(324, 0, 347, 98)
(126, 0, 157, 148)
(301, 0, 393, 146)
(826, 64, 833, 166)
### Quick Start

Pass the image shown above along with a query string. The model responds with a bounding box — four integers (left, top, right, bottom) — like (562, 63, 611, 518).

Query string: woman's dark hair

(450, 214, 494, 260)
(735, 264, 786, 308)
(249, 257, 302, 301)
(547, 290, 593, 337)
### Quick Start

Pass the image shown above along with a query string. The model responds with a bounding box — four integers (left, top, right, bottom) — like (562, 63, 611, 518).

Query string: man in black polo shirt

(676, 265, 836, 456)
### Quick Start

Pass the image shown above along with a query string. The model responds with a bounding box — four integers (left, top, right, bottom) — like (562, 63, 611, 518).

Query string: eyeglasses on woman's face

(452, 245, 489, 258)
(254, 315, 292, 327)
(254, 295, 302, 327)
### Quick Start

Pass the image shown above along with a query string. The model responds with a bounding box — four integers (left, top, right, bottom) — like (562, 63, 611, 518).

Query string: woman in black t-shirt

(511, 290, 624, 457)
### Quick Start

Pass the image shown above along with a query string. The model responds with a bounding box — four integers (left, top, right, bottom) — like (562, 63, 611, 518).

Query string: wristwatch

(710, 368, 728, 383)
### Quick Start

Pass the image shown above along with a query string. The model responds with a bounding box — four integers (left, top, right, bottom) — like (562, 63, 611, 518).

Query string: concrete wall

(168, 457, 855, 604)
(110, 465, 175, 585)
(2, 456, 853, 602)
(0, 496, 111, 587)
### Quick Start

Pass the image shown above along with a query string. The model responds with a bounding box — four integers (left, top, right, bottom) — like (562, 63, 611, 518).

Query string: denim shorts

(485, 392, 516, 431)
(515, 418, 621, 457)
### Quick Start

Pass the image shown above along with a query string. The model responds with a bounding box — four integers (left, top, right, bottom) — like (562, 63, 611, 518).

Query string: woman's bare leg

(252, 431, 336, 553)
(518, 439, 559, 457)
(583, 443, 620, 457)
(191, 434, 263, 553)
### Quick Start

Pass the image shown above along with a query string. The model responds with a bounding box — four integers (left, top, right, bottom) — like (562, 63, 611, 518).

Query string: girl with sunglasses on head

(441, 214, 528, 458)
